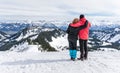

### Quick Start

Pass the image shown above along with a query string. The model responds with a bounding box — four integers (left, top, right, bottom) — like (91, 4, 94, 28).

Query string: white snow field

(0, 51, 120, 73)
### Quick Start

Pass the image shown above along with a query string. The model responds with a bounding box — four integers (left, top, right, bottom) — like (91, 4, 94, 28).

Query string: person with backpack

(66, 18, 88, 61)
(77, 14, 91, 61)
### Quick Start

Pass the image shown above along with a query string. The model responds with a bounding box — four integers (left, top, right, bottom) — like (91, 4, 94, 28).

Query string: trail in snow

(0, 51, 120, 73)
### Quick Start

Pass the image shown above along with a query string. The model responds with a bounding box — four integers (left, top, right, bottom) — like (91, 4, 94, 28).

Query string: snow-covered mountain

(0, 23, 67, 51)
(0, 22, 29, 35)
(89, 21, 120, 50)
(0, 17, 120, 52)
(91, 28, 120, 43)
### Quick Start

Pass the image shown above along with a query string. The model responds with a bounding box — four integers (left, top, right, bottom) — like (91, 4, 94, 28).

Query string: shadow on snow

(1, 59, 71, 65)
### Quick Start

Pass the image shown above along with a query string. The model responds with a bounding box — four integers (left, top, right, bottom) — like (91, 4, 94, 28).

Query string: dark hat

(80, 14, 84, 19)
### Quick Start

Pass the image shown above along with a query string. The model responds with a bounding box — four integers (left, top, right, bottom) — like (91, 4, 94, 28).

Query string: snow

(10, 42, 40, 52)
(109, 34, 120, 43)
(114, 28, 120, 32)
(0, 51, 120, 73)
(30, 35, 38, 40)
(15, 34, 23, 41)
(98, 48, 118, 52)
(102, 42, 112, 46)
(41, 28, 55, 31)
(101, 34, 111, 41)
(15, 28, 38, 41)
(49, 35, 68, 51)
(26, 45, 39, 52)
(0, 34, 6, 41)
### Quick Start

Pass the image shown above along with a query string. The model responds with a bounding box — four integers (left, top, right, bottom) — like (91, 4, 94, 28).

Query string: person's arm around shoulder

(77, 20, 88, 31)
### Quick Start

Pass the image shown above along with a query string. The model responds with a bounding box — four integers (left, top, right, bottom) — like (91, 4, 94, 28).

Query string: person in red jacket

(77, 14, 91, 61)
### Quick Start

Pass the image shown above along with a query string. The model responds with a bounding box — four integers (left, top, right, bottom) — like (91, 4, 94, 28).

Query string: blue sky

(0, 0, 120, 17)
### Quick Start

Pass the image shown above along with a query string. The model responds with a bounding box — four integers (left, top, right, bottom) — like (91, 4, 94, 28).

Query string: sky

(0, 0, 120, 17)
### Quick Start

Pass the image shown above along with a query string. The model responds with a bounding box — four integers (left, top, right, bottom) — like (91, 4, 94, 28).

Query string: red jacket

(70, 22, 82, 27)
(78, 18, 91, 40)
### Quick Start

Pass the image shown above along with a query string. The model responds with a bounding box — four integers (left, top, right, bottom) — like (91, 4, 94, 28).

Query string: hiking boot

(71, 57, 73, 60)
(72, 58, 75, 61)
(84, 57, 88, 60)
(77, 58, 84, 61)
(71, 57, 75, 61)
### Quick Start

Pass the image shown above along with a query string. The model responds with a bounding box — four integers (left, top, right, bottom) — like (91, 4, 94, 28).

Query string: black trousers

(68, 39, 77, 50)
(79, 39, 88, 58)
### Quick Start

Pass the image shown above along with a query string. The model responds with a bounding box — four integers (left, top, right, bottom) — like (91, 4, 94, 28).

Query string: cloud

(0, 0, 120, 16)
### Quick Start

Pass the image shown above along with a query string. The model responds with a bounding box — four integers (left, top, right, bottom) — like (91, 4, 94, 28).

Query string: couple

(66, 14, 91, 61)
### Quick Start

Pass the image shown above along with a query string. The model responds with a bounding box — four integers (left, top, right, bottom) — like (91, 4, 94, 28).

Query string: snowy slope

(108, 34, 120, 43)
(0, 34, 6, 41)
(0, 51, 120, 73)
(49, 34, 68, 51)
(0, 31, 8, 42)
